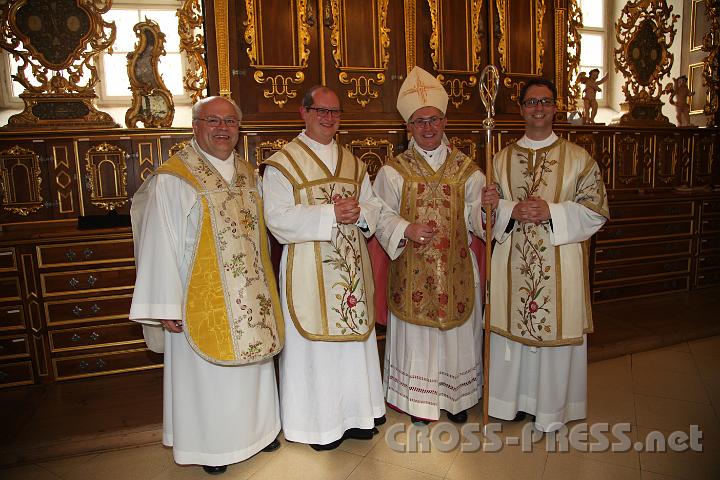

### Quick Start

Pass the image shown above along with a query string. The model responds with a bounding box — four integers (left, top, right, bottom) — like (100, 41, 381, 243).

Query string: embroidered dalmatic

(487, 134, 609, 432)
(129, 143, 281, 465)
(152, 147, 283, 364)
(262, 132, 385, 445)
(263, 138, 375, 341)
(386, 148, 478, 329)
(490, 137, 609, 347)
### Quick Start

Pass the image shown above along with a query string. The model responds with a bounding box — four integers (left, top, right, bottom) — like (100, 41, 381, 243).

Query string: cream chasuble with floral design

(490, 138, 609, 346)
(263, 139, 375, 341)
(153, 146, 283, 364)
(387, 147, 478, 330)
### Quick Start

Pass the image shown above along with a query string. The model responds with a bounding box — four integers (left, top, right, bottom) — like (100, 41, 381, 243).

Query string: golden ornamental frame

(243, 0, 311, 107)
(177, 0, 208, 104)
(703, 0, 720, 127)
(328, 0, 390, 107)
(343, 137, 393, 181)
(427, 0, 483, 108)
(84, 143, 129, 211)
(0, 0, 117, 130)
(125, 19, 175, 128)
(566, 0, 583, 113)
(0, 145, 43, 216)
(614, 0, 679, 125)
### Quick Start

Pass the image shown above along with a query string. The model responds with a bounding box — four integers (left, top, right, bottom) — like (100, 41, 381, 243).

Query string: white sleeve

(373, 166, 411, 260)
(548, 202, 607, 245)
(262, 165, 336, 244)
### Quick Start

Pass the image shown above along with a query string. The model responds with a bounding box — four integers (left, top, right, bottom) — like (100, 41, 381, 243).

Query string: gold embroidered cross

(400, 74, 444, 103)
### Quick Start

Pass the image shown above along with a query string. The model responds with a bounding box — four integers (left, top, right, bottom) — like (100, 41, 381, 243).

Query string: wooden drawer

(0, 334, 30, 360)
(40, 266, 135, 297)
(0, 360, 34, 388)
(699, 236, 720, 254)
(609, 201, 693, 221)
(53, 348, 162, 381)
(0, 277, 21, 302)
(701, 200, 720, 216)
(698, 254, 720, 271)
(37, 239, 134, 268)
(0, 305, 25, 331)
(45, 294, 132, 326)
(596, 220, 693, 242)
(594, 239, 692, 263)
(700, 218, 720, 235)
(593, 258, 690, 284)
(0, 247, 17, 272)
(697, 269, 720, 288)
(592, 276, 689, 303)
(49, 322, 145, 352)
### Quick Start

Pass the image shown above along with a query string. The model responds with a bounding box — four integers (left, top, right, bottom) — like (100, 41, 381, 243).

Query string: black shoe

(202, 465, 227, 475)
(262, 438, 281, 452)
(344, 427, 378, 440)
(374, 415, 386, 426)
(446, 410, 468, 424)
(511, 411, 527, 422)
(310, 438, 343, 451)
(410, 416, 430, 425)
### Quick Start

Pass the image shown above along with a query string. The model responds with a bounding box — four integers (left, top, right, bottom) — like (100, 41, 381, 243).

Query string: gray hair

(191, 96, 243, 121)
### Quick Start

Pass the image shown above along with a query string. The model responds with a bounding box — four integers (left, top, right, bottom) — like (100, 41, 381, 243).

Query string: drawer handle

(89, 332, 100, 342)
(95, 358, 107, 369)
(69, 277, 80, 289)
(0, 371, 7, 381)
(71, 333, 81, 342)
(72, 304, 101, 317)
(79, 360, 88, 370)
(595, 249, 604, 254)
(65, 249, 77, 262)
(83, 248, 94, 259)
(87, 275, 97, 287)
(595, 270, 603, 274)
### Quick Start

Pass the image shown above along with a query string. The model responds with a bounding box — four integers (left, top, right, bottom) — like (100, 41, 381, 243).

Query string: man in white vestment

(262, 86, 386, 450)
(373, 66, 492, 424)
(130, 97, 284, 474)
(484, 78, 609, 432)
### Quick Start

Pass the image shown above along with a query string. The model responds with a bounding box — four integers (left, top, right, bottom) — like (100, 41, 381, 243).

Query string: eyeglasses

(305, 106, 343, 118)
(407, 115, 445, 128)
(194, 116, 239, 127)
(521, 98, 556, 108)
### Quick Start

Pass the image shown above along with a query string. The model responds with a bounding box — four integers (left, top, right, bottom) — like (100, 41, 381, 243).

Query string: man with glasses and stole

(373, 67, 495, 425)
(262, 86, 386, 450)
(130, 97, 283, 474)
(484, 78, 609, 432)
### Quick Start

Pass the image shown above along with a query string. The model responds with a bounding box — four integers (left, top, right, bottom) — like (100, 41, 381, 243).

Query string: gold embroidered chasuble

(263, 139, 375, 341)
(490, 138, 609, 346)
(154, 145, 284, 364)
(387, 147, 478, 330)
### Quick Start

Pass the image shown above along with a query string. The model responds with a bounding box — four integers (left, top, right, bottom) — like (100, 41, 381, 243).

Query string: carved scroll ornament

(703, 0, 720, 126)
(177, 0, 208, 103)
(614, 0, 679, 125)
(328, 0, 390, 107)
(0, 0, 117, 129)
(566, 0, 583, 111)
(244, 0, 311, 107)
(125, 19, 175, 128)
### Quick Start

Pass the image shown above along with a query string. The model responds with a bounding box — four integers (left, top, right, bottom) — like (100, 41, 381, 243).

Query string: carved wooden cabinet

(697, 198, 720, 288)
(0, 246, 34, 388)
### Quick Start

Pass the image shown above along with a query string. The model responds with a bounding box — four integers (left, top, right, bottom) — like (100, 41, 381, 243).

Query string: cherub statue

(578, 69, 609, 124)
(664, 75, 695, 127)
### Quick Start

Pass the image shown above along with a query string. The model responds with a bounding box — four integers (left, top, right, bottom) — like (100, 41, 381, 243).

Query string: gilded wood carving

(243, 0, 311, 107)
(428, 0, 483, 108)
(125, 19, 175, 128)
(84, 143, 128, 211)
(177, 0, 208, 103)
(564, 0, 583, 112)
(254, 139, 288, 165)
(343, 137, 393, 180)
(328, 0, 390, 107)
(0, 145, 43, 215)
(703, 0, 720, 126)
(0, 0, 117, 129)
(614, 0, 679, 125)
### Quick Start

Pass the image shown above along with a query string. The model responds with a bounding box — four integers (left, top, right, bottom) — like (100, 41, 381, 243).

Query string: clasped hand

(511, 196, 550, 224)
(334, 197, 361, 224)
